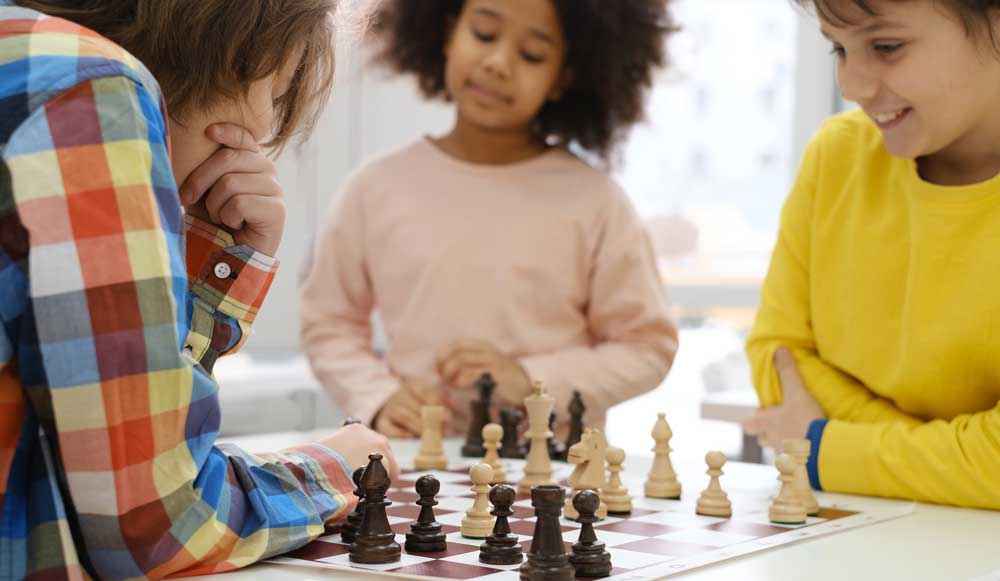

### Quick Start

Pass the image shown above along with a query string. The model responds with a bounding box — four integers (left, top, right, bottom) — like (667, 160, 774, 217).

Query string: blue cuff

(805, 419, 828, 491)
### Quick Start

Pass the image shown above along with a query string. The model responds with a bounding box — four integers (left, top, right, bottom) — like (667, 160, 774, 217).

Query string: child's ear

(549, 67, 575, 101)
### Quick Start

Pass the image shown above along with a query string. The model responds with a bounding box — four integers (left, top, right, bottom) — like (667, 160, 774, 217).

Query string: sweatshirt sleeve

(813, 404, 1000, 509)
(300, 174, 400, 424)
(745, 127, 922, 426)
(518, 185, 679, 417)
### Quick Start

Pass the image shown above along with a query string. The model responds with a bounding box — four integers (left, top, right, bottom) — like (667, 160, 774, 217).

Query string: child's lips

(466, 81, 511, 104)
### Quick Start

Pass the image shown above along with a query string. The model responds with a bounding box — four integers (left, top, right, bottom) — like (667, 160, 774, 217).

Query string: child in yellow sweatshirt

(744, 0, 1000, 509)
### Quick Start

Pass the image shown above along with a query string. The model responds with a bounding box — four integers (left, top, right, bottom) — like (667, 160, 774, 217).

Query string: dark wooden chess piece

(499, 406, 527, 459)
(462, 373, 496, 457)
(546, 411, 566, 461)
(405, 475, 447, 552)
(349, 454, 401, 564)
(562, 390, 585, 460)
(479, 484, 523, 565)
(519, 485, 575, 581)
(568, 490, 612, 578)
(340, 466, 365, 544)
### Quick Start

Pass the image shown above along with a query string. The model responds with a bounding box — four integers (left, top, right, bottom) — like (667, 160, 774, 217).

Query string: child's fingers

(440, 351, 493, 387)
(774, 347, 807, 395)
(206, 122, 261, 152)
(455, 366, 490, 388)
(179, 147, 272, 205)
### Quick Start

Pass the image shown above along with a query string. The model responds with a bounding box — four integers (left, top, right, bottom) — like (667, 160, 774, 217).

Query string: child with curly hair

(744, 0, 1000, 509)
(301, 0, 680, 437)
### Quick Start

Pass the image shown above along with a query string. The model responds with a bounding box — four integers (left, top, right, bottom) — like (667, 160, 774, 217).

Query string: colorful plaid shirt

(0, 4, 354, 580)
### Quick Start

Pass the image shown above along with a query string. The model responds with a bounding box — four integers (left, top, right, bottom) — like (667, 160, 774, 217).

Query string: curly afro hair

(370, 0, 677, 163)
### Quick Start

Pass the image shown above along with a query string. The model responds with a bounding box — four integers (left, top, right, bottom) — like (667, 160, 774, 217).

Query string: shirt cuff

(280, 443, 358, 523)
(185, 215, 279, 324)
(806, 418, 828, 491)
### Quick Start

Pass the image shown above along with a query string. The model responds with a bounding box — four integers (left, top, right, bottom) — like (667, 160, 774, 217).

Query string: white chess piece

(414, 405, 447, 470)
(482, 423, 507, 484)
(602, 446, 633, 514)
(696, 451, 732, 517)
(769, 453, 807, 525)
(461, 463, 496, 539)
(517, 381, 556, 494)
(645, 413, 682, 499)
(564, 429, 608, 520)
(782, 438, 819, 516)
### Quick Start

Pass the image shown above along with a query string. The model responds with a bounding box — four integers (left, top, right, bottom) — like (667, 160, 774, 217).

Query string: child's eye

(473, 30, 496, 42)
(521, 51, 545, 64)
(874, 43, 902, 55)
(829, 45, 846, 59)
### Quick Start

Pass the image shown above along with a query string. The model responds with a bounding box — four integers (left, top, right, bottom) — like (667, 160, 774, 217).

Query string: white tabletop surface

(186, 431, 1000, 581)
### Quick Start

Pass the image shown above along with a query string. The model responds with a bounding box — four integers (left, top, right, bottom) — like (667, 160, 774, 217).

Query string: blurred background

(215, 0, 841, 465)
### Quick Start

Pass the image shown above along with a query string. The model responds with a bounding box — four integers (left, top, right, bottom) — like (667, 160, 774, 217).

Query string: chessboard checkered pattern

(269, 460, 907, 581)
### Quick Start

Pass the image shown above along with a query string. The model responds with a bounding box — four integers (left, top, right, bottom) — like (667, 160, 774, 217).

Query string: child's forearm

(813, 405, 1000, 509)
(748, 339, 922, 426)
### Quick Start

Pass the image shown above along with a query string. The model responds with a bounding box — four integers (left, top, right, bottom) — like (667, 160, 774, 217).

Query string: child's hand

(373, 378, 447, 438)
(436, 340, 532, 405)
(742, 347, 826, 450)
(315, 422, 400, 481)
(179, 123, 286, 256)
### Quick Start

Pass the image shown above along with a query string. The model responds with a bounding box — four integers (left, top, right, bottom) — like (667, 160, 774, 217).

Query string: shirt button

(214, 262, 232, 279)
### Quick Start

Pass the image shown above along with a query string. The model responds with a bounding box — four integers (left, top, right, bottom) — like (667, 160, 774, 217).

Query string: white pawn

(695, 451, 732, 518)
(769, 453, 807, 525)
(602, 446, 633, 514)
(414, 405, 448, 470)
(782, 438, 819, 516)
(645, 413, 681, 499)
(482, 423, 507, 484)
(461, 463, 496, 539)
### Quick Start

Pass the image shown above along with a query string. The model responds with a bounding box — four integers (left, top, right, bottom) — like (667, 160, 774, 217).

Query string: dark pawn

(568, 490, 612, 578)
(546, 411, 566, 461)
(341, 467, 365, 544)
(349, 453, 401, 564)
(562, 390, 586, 460)
(405, 475, 447, 552)
(480, 484, 523, 565)
(520, 485, 575, 581)
(499, 406, 527, 459)
(462, 373, 496, 457)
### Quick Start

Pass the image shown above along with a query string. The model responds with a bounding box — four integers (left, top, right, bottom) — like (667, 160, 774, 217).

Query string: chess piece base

(461, 516, 495, 539)
(604, 496, 632, 514)
(405, 529, 447, 553)
(769, 504, 807, 525)
(480, 539, 524, 565)
(519, 557, 576, 581)
(569, 547, 613, 578)
(645, 481, 682, 499)
(696, 493, 732, 518)
(349, 534, 401, 564)
(413, 456, 448, 470)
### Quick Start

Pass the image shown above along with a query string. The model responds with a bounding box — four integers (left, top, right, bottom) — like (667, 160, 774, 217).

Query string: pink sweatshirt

(300, 139, 678, 435)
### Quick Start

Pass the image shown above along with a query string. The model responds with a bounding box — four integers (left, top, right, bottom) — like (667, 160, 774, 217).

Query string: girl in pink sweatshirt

(301, 0, 680, 438)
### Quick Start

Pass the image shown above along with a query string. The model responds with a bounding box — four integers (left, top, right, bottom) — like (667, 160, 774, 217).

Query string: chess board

(268, 459, 911, 581)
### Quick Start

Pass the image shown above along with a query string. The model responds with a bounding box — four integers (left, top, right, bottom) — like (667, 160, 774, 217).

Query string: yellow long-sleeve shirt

(747, 109, 1000, 509)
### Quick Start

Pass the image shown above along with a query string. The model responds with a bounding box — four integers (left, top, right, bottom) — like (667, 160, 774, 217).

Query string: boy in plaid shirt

(0, 1, 397, 579)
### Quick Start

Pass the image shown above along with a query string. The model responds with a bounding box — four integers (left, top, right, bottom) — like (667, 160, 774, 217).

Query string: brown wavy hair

(16, 0, 338, 151)
(370, 0, 677, 163)
(796, 0, 1000, 51)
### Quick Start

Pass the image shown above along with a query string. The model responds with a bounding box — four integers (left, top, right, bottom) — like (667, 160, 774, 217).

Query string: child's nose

(837, 60, 880, 105)
(483, 45, 513, 78)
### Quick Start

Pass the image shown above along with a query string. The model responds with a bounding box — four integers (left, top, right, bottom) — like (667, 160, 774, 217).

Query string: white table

(189, 432, 1000, 581)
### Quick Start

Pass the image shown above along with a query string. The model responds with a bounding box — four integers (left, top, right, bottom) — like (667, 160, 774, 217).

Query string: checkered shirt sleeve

(0, 9, 354, 581)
